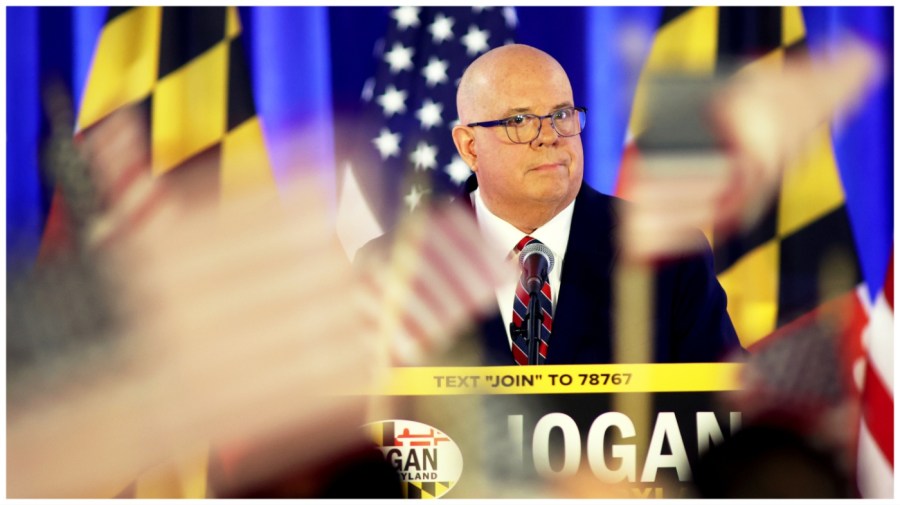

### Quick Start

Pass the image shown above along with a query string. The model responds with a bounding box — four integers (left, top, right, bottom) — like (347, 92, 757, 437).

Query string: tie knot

(514, 235, 541, 255)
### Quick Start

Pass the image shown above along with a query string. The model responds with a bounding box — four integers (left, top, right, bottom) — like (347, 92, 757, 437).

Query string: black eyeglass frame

(465, 106, 587, 144)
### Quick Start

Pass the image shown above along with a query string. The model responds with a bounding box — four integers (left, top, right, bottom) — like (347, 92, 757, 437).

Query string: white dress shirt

(471, 188, 576, 351)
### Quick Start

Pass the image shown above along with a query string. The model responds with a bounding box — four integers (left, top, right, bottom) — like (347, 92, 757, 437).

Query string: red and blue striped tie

(511, 236, 552, 365)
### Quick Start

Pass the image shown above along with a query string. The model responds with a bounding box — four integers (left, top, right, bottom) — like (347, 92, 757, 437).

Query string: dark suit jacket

(358, 178, 742, 365)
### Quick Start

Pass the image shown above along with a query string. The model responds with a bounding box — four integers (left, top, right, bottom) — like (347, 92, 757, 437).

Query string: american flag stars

(415, 99, 443, 129)
(376, 84, 408, 117)
(404, 184, 428, 211)
(410, 141, 438, 171)
(373, 128, 402, 160)
(502, 7, 518, 29)
(384, 42, 414, 74)
(391, 6, 421, 30)
(422, 57, 450, 87)
(356, 7, 515, 213)
(445, 155, 472, 185)
(429, 13, 455, 43)
(461, 25, 491, 56)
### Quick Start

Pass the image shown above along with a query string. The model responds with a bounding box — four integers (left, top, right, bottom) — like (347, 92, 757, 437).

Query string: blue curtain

(7, 6, 106, 268)
(7, 7, 42, 269)
(803, 7, 894, 296)
(239, 7, 337, 210)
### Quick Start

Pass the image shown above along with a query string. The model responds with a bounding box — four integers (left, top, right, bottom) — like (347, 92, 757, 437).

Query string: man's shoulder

(573, 182, 630, 225)
(575, 183, 715, 262)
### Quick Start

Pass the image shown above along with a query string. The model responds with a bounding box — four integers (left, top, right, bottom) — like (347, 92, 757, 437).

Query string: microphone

(519, 242, 555, 295)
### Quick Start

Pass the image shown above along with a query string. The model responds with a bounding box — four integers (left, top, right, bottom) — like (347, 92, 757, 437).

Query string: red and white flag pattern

(856, 252, 893, 498)
(358, 203, 514, 367)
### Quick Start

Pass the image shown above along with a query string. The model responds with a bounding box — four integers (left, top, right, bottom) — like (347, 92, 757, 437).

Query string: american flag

(855, 253, 893, 498)
(337, 6, 517, 258)
(357, 201, 515, 366)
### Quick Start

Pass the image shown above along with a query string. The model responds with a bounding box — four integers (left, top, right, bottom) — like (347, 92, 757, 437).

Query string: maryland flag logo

(367, 420, 464, 499)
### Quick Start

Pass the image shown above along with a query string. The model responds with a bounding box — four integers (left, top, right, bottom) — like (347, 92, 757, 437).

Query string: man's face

(468, 58, 584, 219)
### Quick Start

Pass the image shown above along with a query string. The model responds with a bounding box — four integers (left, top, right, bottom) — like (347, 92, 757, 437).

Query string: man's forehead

(481, 73, 574, 113)
(457, 44, 573, 120)
(500, 101, 574, 116)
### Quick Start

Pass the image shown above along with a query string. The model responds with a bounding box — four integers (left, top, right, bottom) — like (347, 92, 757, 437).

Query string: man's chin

(525, 186, 572, 207)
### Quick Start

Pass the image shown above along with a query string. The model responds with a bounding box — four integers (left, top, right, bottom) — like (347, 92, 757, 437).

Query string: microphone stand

(512, 247, 552, 365)
(526, 289, 543, 365)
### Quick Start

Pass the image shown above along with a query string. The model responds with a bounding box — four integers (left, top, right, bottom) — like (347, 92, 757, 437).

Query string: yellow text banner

(381, 363, 743, 396)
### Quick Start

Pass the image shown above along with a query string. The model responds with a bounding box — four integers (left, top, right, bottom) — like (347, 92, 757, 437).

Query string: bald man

(362, 44, 740, 365)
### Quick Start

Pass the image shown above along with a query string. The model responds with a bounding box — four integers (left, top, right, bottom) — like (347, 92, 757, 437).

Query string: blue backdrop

(6, 6, 893, 296)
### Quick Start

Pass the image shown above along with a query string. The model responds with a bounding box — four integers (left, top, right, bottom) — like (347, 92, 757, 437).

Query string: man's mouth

(530, 161, 567, 171)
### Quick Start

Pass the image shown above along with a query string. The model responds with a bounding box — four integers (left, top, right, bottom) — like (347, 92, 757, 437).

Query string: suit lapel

(546, 185, 619, 364)
(481, 310, 516, 365)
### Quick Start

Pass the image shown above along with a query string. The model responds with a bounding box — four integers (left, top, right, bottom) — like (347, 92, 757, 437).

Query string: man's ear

(451, 125, 478, 173)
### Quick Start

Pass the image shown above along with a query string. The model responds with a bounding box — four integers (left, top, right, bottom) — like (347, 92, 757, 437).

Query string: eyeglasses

(466, 106, 587, 144)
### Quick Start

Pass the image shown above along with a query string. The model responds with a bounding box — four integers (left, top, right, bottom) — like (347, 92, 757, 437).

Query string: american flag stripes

(855, 253, 893, 498)
(358, 202, 514, 367)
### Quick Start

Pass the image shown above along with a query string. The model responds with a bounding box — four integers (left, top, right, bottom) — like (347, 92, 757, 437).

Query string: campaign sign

(375, 363, 743, 498)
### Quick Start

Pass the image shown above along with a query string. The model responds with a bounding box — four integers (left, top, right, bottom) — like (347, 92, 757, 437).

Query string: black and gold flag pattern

(77, 6, 274, 201)
(624, 6, 861, 348)
(401, 480, 455, 499)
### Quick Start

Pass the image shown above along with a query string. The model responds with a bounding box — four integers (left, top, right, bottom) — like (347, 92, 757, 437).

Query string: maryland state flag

(39, 6, 275, 260)
(619, 6, 861, 349)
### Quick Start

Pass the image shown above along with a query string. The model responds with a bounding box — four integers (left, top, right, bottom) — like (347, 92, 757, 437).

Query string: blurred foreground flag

(41, 7, 277, 498)
(618, 6, 862, 349)
(336, 6, 516, 260)
(620, 6, 890, 497)
(41, 7, 275, 259)
(356, 201, 515, 367)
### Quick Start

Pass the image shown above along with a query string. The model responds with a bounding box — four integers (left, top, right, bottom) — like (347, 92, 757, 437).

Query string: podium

(369, 363, 744, 498)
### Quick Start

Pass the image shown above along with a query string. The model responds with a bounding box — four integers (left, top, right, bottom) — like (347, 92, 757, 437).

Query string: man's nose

(532, 116, 559, 147)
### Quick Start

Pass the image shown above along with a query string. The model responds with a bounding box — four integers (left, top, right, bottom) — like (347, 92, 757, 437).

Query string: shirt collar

(471, 188, 575, 270)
